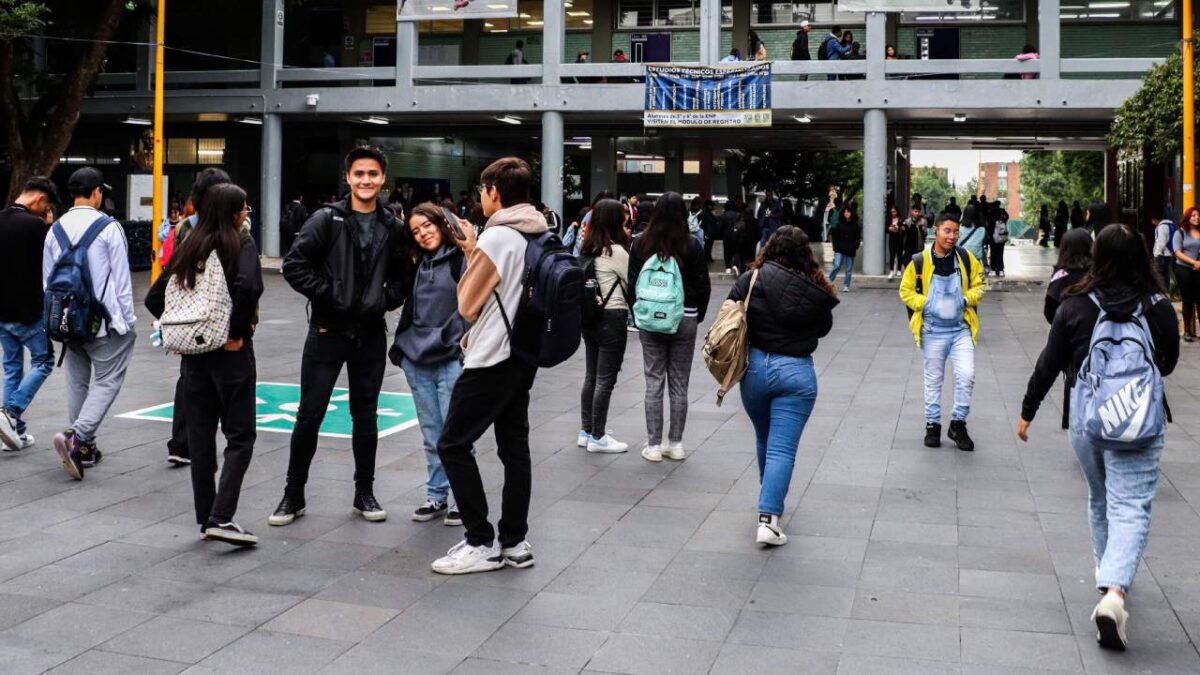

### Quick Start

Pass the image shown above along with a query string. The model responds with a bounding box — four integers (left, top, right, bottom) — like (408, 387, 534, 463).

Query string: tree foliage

(1019, 151, 1103, 220)
(736, 149, 863, 205)
(1109, 43, 1200, 164)
(912, 167, 955, 213)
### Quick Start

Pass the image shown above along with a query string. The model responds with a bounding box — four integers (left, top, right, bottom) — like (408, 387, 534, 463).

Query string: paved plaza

(2, 251, 1200, 674)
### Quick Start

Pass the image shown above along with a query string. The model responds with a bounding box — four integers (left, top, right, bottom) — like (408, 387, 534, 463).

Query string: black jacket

(1043, 267, 1086, 324)
(1022, 284, 1179, 422)
(145, 232, 264, 342)
(628, 235, 712, 322)
(0, 204, 50, 324)
(791, 32, 809, 60)
(728, 262, 838, 357)
(282, 199, 406, 333)
(832, 217, 862, 256)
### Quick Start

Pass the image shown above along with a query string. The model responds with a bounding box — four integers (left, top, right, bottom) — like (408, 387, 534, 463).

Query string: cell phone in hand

(441, 207, 466, 240)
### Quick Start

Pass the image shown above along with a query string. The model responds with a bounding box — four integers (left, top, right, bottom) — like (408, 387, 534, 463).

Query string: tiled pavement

(2, 249, 1199, 674)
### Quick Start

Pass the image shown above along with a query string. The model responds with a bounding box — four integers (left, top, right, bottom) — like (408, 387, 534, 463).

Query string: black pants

(1177, 265, 1199, 336)
(167, 365, 189, 459)
(437, 356, 537, 547)
(1156, 256, 1174, 290)
(285, 326, 387, 497)
(281, 232, 297, 258)
(181, 346, 257, 525)
(990, 241, 1006, 272)
(887, 233, 905, 273)
(722, 235, 739, 269)
(581, 309, 628, 438)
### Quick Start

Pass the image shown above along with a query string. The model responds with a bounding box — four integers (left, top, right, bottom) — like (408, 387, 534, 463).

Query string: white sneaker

(724, 267, 732, 274)
(888, 271, 895, 280)
(431, 540, 505, 575)
(641, 444, 663, 462)
(587, 434, 629, 454)
(501, 540, 535, 568)
(167, 454, 191, 466)
(756, 514, 788, 546)
(0, 410, 19, 451)
(842, 285, 850, 292)
(1091, 593, 1128, 650)
(665, 441, 686, 460)
(4, 433, 35, 452)
(576, 430, 589, 448)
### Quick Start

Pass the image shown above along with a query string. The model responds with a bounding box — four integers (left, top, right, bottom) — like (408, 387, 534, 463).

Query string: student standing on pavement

(1017, 224, 1179, 651)
(389, 203, 476, 526)
(146, 184, 264, 547)
(272, 146, 408, 526)
(0, 177, 58, 452)
(577, 198, 631, 454)
(886, 204, 907, 280)
(828, 205, 860, 291)
(430, 158, 546, 575)
(1151, 211, 1175, 290)
(44, 167, 137, 479)
(628, 192, 712, 463)
(732, 226, 838, 546)
(1172, 207, 1200, 342)
(899, 214, 985, 452)
(902, 204, 927, 261)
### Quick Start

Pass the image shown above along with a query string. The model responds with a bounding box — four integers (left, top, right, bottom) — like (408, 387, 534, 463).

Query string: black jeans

(1177, 265, 1198, 336)
(167, 365, 189, 459)
(581, 309, 628, 438)
(285, 325, 387, 497)
(437, 356, 537, 547)
(887, 233, 905, 273)
(1156, 256, 1174, 290)
(181, 346, 257, 525)
(703, 234, 716, 262)
(990, 241, 1005, 272)
(723, 235, 739, 269)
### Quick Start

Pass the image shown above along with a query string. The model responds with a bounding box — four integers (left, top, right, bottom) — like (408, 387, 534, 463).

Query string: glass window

(619, 0, 655, 26)
(900, 0, 1024, 22)
(658, 0, 698, 26)
(167, 138, 197, 165)
(1062, 0, 1174, 20)
(197, 139, 226, 165)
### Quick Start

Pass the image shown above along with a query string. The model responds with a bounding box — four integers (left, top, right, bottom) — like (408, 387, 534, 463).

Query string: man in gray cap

(41, 167, 137, 480)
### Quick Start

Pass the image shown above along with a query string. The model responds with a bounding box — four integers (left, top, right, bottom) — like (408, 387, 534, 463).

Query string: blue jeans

(0, 322, 55, 434)
(739, 349, 818, 516)
(1070, 426, 1163, 594)
(401, 356, 470, 502)
(921, 326, 974, 423)
(829, 252, 853, 287)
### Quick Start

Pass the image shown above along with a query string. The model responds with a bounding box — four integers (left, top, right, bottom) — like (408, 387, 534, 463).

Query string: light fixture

(953, 113, 967, 122)
(519, 12, 532, 17)
(1087, 11, 1121, 15)
(361, 116, 389, 125)
(490, 28, 508, 32)
(429, 5, 452, 11)
(584, 18, 593, 23)
(484, 22, 495, 26)
(793, 114, 812, 123)
(236, 116, 263, 125)
(123, 116, 151, 125)
(529, 20, 544, 25)
(1087, 1, 1129, 6)
(567, 10, 590, 16)
(495, 115, 522, 125)
(486, 2, 510, 7)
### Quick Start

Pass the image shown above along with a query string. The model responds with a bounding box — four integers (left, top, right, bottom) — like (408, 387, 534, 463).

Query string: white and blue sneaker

(587, 434, 629, 454)
(501, 540, 535, 568)
(0, 409, 20, 451)
(432, 540, 505, 575)
(576, 430, 589, 448)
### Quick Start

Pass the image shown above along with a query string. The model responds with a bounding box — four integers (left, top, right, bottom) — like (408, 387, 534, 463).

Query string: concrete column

(396, 21, 416, 89)
(462, 20, 482, 65)
(590, 136, 617, 197)
(732, 0, 751, 56)
(699, 0, 721, 64)
(863, 109, 888, 275)
(698, 145, 714, 199)
(1038, 0, 1060, 80)
(866, 11, 885, 80)
(592, 0, 614, 62)
(542, 112, 565, 218)
(543, 0, 563, 83)
(261, 0, 284, 89)
(260, 114, 283, 257)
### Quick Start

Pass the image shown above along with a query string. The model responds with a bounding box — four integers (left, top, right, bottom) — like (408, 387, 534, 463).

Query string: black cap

(67, 167, 112, 195)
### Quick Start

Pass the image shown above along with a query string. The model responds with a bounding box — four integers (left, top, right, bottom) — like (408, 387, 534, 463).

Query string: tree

(1, 0, 126, 200)
(736, 149, 863, 206)
(1019, 151, 1103, 220)
(1109, 43, 1200, 164)
(912, 166, 954, 213)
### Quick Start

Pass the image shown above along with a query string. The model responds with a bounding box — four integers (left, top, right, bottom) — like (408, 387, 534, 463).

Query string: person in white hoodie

(42, 168, 137, 480)
(431, 157, 547, 575)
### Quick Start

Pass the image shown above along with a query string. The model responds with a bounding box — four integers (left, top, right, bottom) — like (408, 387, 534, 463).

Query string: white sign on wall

(397, 0, 517, 21)
(126, 174, 168, 223)
(840, 0, 980, 11)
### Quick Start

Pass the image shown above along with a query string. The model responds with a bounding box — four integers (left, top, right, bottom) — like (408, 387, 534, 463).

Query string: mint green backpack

(633, 254, 685, 334)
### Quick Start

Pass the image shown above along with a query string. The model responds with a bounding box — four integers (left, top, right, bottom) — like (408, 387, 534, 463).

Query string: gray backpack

(1071, 293, 1165, 450)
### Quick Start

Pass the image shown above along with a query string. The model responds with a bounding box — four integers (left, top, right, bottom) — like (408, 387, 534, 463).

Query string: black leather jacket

(282, 199, 407, 334)
(728, 261, 839, 357)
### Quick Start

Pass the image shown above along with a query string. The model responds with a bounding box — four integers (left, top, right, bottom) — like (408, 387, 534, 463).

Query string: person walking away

(701, 200, 720, 262)
(429, 157, 550, 575)
(721, 198, 743, 273)
(1071, 200, 1086, 230)
(1151, 212, 1176, 290)
(792, 22, 811, 79)
(629, 192, 712, 463)
(272, 146, 408, 526)
(507, 39, 528, 84)
(990, 206, 1009, 278)
(902, 204, 927, 261)
(731, 226, 838, 546)
(688, 196, 707, 250)
(1039, 204, 1052, 247)
(577, 199, 631, 453)
(958, 203, 987, 264)
(1054, 201, 1070, 247)
(280, 191, 308, 256)
(943, 196, 962, 220)
(145, 184, 263, 546)
(1043, 228, 1093, 428)
(0, 177, 57, 451)
(759, 204, 783, 251)
(391, 203, 476, 525)
(899, 214, 985, 451)
(43, 167, 137, 479)
(828, 205, 860, 291)
(1017, 224, 1179, 651)
(886, 204, 906, 280)
(1172, 207, 1200, 342)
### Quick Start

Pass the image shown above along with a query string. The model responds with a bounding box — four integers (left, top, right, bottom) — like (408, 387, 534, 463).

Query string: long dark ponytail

(636, 192, 690, 263)
(171, 183, 246, 289)
(1066, 223, 1165, 299)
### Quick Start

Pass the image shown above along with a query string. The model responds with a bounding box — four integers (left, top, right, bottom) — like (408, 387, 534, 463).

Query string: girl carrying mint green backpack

(633, 254, 685, 334)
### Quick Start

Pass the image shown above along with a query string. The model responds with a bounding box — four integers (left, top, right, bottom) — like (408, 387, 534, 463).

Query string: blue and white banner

(644, 63, 772, 128)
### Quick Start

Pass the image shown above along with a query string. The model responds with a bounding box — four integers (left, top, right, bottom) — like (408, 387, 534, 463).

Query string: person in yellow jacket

(899, 214, 985, 451)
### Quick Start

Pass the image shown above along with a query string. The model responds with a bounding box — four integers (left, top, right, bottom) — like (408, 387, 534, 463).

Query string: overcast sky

(911, 149, 1024, 186)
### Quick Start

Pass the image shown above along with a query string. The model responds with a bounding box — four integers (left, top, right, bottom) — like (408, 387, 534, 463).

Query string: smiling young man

(273, 146, 408, 526)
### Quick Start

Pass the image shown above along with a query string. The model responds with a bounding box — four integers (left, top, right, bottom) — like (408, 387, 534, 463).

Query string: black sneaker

(54, 428, 84, 480)
(203, 519, 258, 547)
(444, 504, 462, 527)
(412, 499, 448, 522)
(167, 453, 191, 466)
(79, 441, 101, 468)
(268, 494, 306, 526)
(501, 540, 534, 568)
(924, 423, 942, 448)
(353, 493, 387, 522)
(948, 420, 975, 452)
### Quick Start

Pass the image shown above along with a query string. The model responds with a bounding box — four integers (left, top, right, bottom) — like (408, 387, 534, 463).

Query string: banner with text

(644, 63, 772, 128)
(838, 0, 980, 11)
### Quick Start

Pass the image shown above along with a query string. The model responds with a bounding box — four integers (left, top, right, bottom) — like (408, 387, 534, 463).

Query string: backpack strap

(76, 215, 116, 253)
(955, 246, 973, 288)
(911, 252, 924, 295)
(717, 267, 759, 405)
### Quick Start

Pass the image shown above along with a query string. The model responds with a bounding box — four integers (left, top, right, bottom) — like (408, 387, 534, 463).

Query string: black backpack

(494, 231, 585, 368)
(579, 254, 625, 329)
(818, 36, 832, 61)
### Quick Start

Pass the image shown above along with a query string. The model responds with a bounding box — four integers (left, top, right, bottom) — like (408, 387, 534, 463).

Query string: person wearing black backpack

(42, 168, 137, 480)
(577, 198, 631, 454)
(431, 157, 549, 575)
(279, 191, 308, 256)
(1017, 224, 1179, 652)
(145, 183, 264, 546)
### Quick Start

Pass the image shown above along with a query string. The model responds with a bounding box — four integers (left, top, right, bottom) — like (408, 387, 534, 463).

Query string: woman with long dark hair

(731, 226, 838, 546)
(828, 205, 861, 291)
(1018, 224, 1179, 651)
(1039, 204, 1051, 247)
(1054, 200, 1069, 247)
(145, 183, 264, 547)
(577, 199, 632, 453)
(1172, 206, 1200, 341)
(1071, 200, 1086, 230)
(886, 204, 907, 280)
(1045, 228, 1093, 324)
(628, 192, 711, 462)
(1085, 201, 1111, 236)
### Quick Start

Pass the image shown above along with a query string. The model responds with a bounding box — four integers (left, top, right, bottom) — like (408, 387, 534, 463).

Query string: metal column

(590, 136, 617, 197)
(261, 0, 283, 89)
(1038, 0, 1060, 80)
(543, 0, 563, 84)
(542, 111, 565, 219)
(396, 21, 416, 89)
(863, 109, 888, 275)
(699, 0, 721, 64)
(261, 114, 283, 257)
(866, 12, 886, 81)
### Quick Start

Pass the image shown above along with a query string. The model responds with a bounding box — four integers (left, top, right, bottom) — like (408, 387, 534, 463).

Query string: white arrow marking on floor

(257, 413, 296, 424)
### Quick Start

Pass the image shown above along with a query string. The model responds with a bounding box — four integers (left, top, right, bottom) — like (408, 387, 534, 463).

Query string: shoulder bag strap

(716, 268, 759, 405)
(492, 289, 513, 339)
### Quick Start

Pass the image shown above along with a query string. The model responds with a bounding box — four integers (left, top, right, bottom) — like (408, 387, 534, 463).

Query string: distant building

(978, 162, 1021, 218)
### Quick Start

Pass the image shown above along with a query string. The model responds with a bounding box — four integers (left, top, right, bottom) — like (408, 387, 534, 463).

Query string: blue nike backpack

(44, 215, 114, 347)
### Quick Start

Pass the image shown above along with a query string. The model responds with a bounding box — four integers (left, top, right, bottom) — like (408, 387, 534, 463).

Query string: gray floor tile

(45, 650, 186, 675)
(959, 627, 1083, 671)
(585, 633, 721, 675)
(263, 598, 398, 642)
(617, 601, 736, 641)
(195, 629, 352, 674)
(841, 619, 961, 663)
(99, 615, 250, 663)
(711, 643, 840, 675)
(472, 621, 608, 669)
